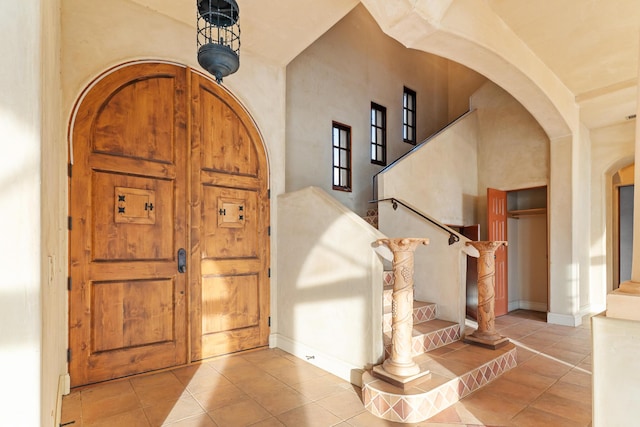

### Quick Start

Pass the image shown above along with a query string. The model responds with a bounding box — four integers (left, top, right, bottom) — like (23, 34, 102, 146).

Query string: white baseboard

(271, 334, 364, 387)
(547, 311, 583, 327)
(508, 300, 547, 313)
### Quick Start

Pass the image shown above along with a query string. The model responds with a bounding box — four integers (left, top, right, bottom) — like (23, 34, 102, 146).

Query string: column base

(464, 333, 509, 350)
(372, 364, 431, 389)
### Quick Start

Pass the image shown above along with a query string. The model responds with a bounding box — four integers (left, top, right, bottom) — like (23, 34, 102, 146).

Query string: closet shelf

(507, 208, 546, 218)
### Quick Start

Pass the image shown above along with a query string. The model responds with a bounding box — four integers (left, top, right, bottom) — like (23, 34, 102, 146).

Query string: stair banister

(371, 197, 461, 246)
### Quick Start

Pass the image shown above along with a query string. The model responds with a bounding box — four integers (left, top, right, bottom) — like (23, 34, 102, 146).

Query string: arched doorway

(68, 62, 270, 387)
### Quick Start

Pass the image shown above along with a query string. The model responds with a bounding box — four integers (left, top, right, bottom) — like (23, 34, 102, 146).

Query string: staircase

(362, 271, 517, 423)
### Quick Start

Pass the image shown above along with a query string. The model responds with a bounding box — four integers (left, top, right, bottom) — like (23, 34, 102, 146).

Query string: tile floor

(61, 310, 594, 426)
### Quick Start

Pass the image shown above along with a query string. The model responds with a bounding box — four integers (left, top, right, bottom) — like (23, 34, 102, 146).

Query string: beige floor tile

(518, 354, 574, 379)
(423, 405, 463, 423)
(456, 388, 528, 425)
(277, 402, 342, 427)
(163, 413, 218, 427)
(511, 406, 585, 427)
(242, 348, 286, 364)
(178, 369, 233, 396)
(513, 344, 538, 364)
(84, 408, 150, 427)
(315, 389, 365, 420)
(131, 372, 191, 407)
(170, 363, 217, 385)
(270, 363, 329, 386)
(61, 313, 594, 427)
(192, 382, 249, 412)
(530, 393, 592, 425)
(208, 398, 272, 426)
(500, 366, 558, 391)
(478, 377, 546, 405)
(248, 417, 286, 426)
(560, 368, 592, 388)
(235, 373, 290, 398)
(545, 381, 592, 403)
(543, 346, 589, 366)
(289, 373, 353, 401)
(61, 390, 82, 424)
(81, 382, 142, 423)
(345, 410, 421, 427)
(143, 395, 205, 427)
(250, 384, 311, 415)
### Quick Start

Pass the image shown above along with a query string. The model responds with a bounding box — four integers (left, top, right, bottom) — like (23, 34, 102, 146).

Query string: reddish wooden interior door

(69, 63, 270, 386)
(487, 188, 508, 316)
(69, 63, 188, 386)
(190, 74, 270, 360)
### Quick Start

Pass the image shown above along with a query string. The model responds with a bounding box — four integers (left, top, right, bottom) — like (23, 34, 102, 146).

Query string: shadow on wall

(276, 186, 388, 384)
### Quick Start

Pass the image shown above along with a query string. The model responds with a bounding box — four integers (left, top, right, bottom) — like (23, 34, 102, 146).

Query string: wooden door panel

(91, 279, 175, 352)
(202, 185, 258, 259)
(202, 274, 260, 334)
(91, 171, 174, 261)
(92, 76, 177, 162)
(200, 90, 258, 176)
(191, 73, 270, 361)
(70, 63, 269, 385)
(487, 188, 508, 316)
(70, 63, 188, 386)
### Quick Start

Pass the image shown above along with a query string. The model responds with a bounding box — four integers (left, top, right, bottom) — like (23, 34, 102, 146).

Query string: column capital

(375, 238, 429, 253)
(465, 241, 508, 253)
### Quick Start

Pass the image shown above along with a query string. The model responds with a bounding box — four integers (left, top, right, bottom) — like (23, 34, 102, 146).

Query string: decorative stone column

(464, 241, 509, 349)
(372, 238, 430, 387)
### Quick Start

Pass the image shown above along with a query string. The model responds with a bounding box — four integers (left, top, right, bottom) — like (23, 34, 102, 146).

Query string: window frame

(332, 121, 352, 192)
(403, 86, 417, 145)
(370, 102, 387, 166)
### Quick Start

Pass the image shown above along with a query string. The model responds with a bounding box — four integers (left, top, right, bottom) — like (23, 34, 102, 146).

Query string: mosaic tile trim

(383, 302, 437, 333)
(363, 346, 517, 423)
(413, 303, 436, 324)
(384, 323, 461, 358)
(383, 271, 394, 287)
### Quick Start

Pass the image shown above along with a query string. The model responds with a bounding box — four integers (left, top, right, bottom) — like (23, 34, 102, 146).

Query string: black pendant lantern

(197, 0, 240, 83)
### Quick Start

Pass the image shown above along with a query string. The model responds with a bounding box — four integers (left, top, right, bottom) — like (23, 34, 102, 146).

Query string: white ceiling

(131, 0, 639, 131)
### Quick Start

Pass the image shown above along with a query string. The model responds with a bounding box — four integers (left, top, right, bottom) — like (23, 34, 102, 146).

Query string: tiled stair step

(363, 342, 517, 423)
(383, 300, 437, 333)
(384, 319, 460, 358)
(383, 285, 393, 307)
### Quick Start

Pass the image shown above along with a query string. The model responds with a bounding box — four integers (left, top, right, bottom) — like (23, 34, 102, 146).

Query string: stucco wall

(0, 2, 44, 425)
(276, 187, 386, 384)
(472, 82, 550, 239)
(590, 121, 635, 311)
(379, 111, 479, 226)
(285, 4, 484, 216)
(378, 112, 478, 323)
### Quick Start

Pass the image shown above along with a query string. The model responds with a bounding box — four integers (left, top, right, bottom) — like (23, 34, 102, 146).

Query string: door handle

(177, 248, 187, 273)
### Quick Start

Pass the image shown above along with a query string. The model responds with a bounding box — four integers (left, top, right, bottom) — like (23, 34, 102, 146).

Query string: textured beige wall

(592, 314, 640, 425)
(378, 112, 479, 323)
(41, 0, 67, 424)
(473, 81, 550, 239)
(286, 5, 482, 215)
(276, 187, 386, 383)
(0, 1, 44, 425)
(590, 122, 635, 311)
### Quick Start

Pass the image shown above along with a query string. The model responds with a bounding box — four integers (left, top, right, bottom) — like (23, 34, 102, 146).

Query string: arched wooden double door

(69, 62, 270, 387)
